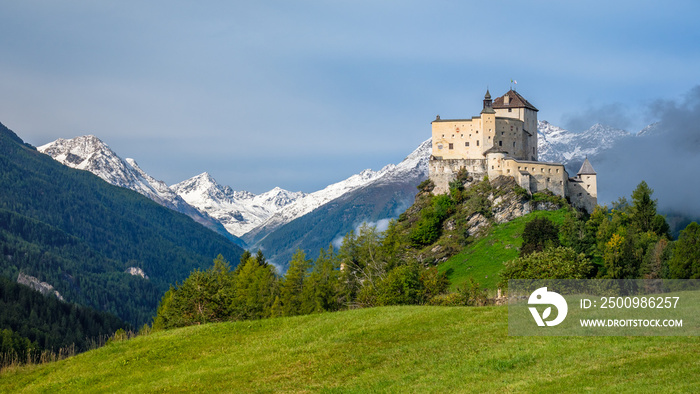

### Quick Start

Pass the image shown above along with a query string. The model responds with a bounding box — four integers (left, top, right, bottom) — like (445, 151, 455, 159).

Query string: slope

(2, 306, 698, 392)
(439, 209, 569, 291)
(0, 121, 243, 326)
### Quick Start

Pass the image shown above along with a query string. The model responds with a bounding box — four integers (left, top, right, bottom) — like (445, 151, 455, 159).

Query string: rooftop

(492, 90, 538, 112)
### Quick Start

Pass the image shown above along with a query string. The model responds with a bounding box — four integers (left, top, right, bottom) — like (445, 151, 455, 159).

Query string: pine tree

(630, 181, 658, 233)
(279, 249, 312, 316)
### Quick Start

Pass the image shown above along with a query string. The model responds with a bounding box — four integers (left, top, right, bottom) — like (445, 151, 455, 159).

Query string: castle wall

(428, 157, 487, 194)
(568, 179, 597, 213)
(432, 117, 485, 160)
(432, 115, 529, 161)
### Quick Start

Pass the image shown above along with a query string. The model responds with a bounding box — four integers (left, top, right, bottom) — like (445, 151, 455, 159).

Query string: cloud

(594, 85, 700, 218)
(331, 218, 393, 249)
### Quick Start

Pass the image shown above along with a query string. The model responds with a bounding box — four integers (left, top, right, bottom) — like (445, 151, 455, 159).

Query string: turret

(481, 89, 495, 114)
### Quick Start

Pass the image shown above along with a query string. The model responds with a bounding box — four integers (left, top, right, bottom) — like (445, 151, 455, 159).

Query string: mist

(592, 85, 700, 219)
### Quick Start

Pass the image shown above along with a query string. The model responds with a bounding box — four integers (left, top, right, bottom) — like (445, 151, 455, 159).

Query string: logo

(528, 287, 568, 326)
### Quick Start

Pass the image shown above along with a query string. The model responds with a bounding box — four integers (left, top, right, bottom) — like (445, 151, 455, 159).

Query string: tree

(520, 217, 560, 257)
(301, 246, 341, 313)
(500, 246, 593, 287)
(230, 255, 278, 320)
(629, 181, 658, 233)
(376, 264, 423, 306)
(279, 249, 312, 316)
(669, 222, 700, 279)
(152, 255, 234, 329)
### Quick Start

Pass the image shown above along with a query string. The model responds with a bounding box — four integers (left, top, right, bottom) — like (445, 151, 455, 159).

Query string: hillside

(2, 306, 698, 391)
(0, 122, 244, 326)
(0, 275, 126, 361)
(439, 209, 569, 291)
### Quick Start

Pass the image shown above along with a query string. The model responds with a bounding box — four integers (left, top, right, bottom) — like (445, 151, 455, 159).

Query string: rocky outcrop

(17, 273, 65, 301)
(125, 267, 149, 279)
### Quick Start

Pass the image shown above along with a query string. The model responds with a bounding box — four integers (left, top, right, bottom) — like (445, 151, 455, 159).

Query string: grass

(1, 305, 698, 392)
(439, 209, 569, 292)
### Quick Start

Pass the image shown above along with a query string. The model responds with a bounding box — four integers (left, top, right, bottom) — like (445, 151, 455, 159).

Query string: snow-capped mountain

(537, 120, 632, 166)
(171, 173, 306, 237)
(242, 138, 432, 246)
(37, 136, 238, 243)
(248, 138, 432, 264)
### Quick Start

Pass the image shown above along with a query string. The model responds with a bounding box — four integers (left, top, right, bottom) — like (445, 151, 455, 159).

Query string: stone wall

(428, 157, 487, 194)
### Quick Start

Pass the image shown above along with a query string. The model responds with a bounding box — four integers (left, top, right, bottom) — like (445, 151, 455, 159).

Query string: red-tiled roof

(492, 90, 538, 112)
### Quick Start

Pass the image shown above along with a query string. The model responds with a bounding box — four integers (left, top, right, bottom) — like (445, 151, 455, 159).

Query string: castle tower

(480, 89, 496, 153)
(577, 158, 597, 198)
(492, 90, 539, 161)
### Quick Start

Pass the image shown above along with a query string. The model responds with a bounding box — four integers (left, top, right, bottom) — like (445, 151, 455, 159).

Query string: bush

(520, 217, 560, 257)
(500, 246, 593, 289)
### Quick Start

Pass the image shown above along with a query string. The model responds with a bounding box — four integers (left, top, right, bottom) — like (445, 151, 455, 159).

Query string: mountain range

(37, 120, 649, 268)
(0, 122, 244, 326)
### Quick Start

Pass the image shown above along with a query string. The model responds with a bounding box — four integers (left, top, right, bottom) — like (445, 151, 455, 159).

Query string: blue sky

(1, 1, 699, 194)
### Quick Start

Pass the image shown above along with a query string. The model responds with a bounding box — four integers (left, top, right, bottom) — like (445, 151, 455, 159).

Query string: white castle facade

(429, 89, 597, 213)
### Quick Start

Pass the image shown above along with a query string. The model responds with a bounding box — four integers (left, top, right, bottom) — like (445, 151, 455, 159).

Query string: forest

(0, 275, 126, 367)
(152, 177, 699, 331)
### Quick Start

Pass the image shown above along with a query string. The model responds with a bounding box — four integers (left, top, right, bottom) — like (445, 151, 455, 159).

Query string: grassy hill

(2, 306, 698, 392)
(439, 209, 569, 291)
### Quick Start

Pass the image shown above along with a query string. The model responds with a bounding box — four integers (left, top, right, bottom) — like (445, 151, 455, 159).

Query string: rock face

(125, 267, 149, 279)
(489, 176, 563, 224)
(17, 273, 65, 301)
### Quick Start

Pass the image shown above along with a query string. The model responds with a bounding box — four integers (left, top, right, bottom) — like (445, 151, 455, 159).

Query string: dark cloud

(561, 102, 637, 133)
(594, 85, 700, 218)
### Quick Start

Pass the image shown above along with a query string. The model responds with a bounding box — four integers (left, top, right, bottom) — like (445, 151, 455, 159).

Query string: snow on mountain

(37, 136, 237, 242)
(171, 173, 306, 237)
(537, 120, 632, 165)
(243, 138, 432, 245)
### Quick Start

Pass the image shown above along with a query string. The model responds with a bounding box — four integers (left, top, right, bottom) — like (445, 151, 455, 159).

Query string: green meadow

(439, 209, 569, 291)
(2, 305, 698, 392)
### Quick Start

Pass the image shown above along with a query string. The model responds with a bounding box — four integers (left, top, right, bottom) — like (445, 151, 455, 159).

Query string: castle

(428, 89, 597, 213)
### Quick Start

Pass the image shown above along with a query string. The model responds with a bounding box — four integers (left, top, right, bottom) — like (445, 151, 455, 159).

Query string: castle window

(461, 134, 464, 138)
(501, 131, 504, 136)
(488, 136, 491, 140)
(499, 141, 503, 146)
(452, 134, 454, 138)
(510, 126, 513, 131)
(476, 141, 480, 146)
(442, 134, 445, 138)
(508, 108, 512, 112)
(449, 143, 454, 150)
(532, 147, 535, 155)
(518, 166, 521, 170)
(513, 142, 516, 147)
(560, 181, 563, 185)
(492, 165, 494, 169)
(465, 142, 469, 147)
(587, 185, 590, 189)
(548, 169, 551, 173)
(507, 169, 511, 173)
(547, 177, 550, 182)
(578, 193, 582, 197)
(556, 169, 559, 173)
